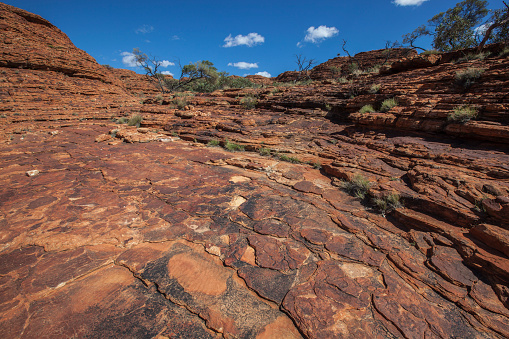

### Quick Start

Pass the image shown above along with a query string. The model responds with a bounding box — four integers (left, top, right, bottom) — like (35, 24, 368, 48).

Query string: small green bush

(325, 104, 332, 111)
(380, 98, 398, 113)
(173, 97, 187, 110)
(422, 50, 441, 55)
(259, 147, 271, 156)
(207, 139, 220, 147)
(373, 193, 402, 215)
(155, 94, 164, 104)
(312, 162, 322, 169)
(224, 140, 245, 152)
(347, 63, 360, 74)
(116, 117, 128, 124)
(448, 105, 478, 123)
(369, 84, 381, 94)
(329, 66, 342, 74)
(278, 154, 301, 164)
(337, 77, 352, 84)
(455, 68, 485, 88)
(342, 174, 372, 199)
(498, 47, 509, 57)
(359, 104, 376, 114)
(366, 64, 381, 74)
(272, 82, 297, 88)
(240, 95, 257, 109)
(127, 114, 143, 127)
(455, 52, 490, 63)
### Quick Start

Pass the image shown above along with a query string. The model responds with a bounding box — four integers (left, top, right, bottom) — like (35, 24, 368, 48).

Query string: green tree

(477, 2, 509, 48)
(405, 0, 489, 52)
(164, 60, 220, 92)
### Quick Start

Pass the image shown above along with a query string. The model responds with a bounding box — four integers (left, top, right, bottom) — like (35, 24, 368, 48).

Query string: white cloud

(223, 33, 265, 47)
(228, 62, 259, 70)
(474, 23, 490, 37)
(161, 71, 174, 76)
(121, 52, 174, 69)
(160, 60, 175, 67)
(121, 51, 138, 67)
(255, 71, 271, 78)
(304, 25, 339, 44)
(393, 0, 428, 6)
(296, 42, 303, 48)
(136, 25, 154, 34)
(171, 35, 180, 40)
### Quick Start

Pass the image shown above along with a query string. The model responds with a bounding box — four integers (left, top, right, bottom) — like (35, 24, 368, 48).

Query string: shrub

(380, 98, 398, 112)
(373, 193, 402, 215)
(347, 63, 360, 74)
(455, 68, 485, 88)
(224, 140, 245, 152)
(342, 174, 372, 199)
(116, 117, 129, 124)
(127, 114, 143, 127)
(240, 95, 257, 109)
(498, 47, 509, 57)
(421, 50, 441, 55)
(278, 154, 302, 163)
(173, 97, 187, 110)
(366, 64, 381, 74)
(359, 104, 376, 114)
(325, 104, 332, 111)
(259, 147, 271, 156)
(155, 94, 164, 104)
(329, 66, 342, 74)
(174, 92, 194, 97)
(207, 139, 220, 146)
(369, 84, 381, 94)
(448, 105, 478, 123)
(312, 162, 322, 169)
(337, 77, 352, 84)
(455, 51, 490, 63)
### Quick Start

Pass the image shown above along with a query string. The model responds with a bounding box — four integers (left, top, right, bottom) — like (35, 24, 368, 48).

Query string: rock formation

(1, 2, 509, 338)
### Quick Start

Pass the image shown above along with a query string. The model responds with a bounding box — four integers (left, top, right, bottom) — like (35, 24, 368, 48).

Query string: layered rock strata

(1, 3, 509, 338)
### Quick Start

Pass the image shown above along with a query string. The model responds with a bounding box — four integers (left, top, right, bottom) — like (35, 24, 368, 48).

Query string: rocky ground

(1, 3, 509, 338)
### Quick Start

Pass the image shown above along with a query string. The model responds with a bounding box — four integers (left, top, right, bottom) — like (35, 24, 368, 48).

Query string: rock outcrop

(1, 3, 509, 338)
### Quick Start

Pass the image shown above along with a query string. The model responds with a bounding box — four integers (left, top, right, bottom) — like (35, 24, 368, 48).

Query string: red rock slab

(1, 264, 217, 338)
(428, 245, 478, 287)
(283, 260, 389, 338)
(237, 265, 296, 304)
(248, 234, 314, 271)
(373, 261, 496, 339)
(470, 223, 509, 258)
(118, 240, 302, 338)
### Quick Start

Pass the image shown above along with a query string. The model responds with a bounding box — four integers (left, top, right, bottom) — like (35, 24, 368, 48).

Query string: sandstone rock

(25, 169, 39, 177)
(1, 3, 509, 338)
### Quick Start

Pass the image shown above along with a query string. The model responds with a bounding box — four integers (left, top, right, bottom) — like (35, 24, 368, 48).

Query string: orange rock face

(1, 3, 509, 339)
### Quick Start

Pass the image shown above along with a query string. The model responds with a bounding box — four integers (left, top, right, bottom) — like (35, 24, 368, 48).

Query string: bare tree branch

(341, 40, 362, 71)
(294, 54, 316, 82)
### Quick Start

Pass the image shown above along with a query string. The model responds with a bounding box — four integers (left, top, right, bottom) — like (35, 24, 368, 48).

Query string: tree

(163, 60, 220, 92)
(476, 1, 509, 49)
(402, 25, 429, 52)
(294, 54, 316, 82)
(405, 0, 489, 52)
(131, 48, 167, 93)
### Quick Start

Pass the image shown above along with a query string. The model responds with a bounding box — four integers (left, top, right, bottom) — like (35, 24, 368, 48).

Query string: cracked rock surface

(1, 2, 509, 338)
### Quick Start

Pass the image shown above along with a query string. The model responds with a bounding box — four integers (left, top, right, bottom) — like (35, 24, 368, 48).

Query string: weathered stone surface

(1, 3, 509, 338)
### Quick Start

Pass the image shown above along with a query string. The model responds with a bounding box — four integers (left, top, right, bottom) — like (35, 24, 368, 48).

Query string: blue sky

(5, 0, 507, 78)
